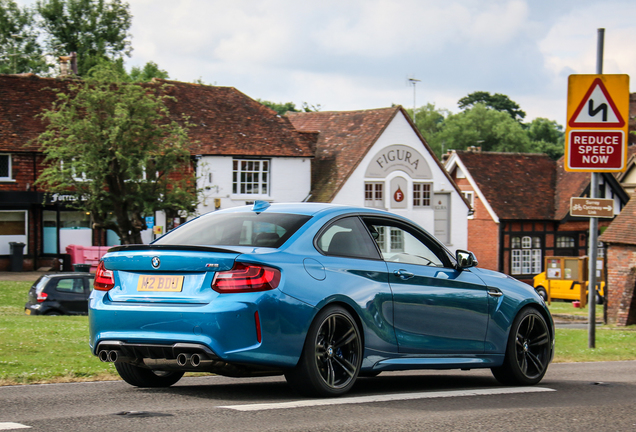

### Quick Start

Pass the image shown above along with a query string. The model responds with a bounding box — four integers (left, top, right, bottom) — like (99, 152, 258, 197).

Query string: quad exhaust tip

(98, 348, 208, 368)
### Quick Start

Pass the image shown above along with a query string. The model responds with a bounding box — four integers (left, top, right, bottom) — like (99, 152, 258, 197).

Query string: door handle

(394, 269, 414, 280)
(488, 289, 503, 297)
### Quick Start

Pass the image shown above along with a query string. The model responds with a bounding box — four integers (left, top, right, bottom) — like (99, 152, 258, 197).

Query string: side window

(364, 218, 446, 267)
(317, 216, 381, 260)
(55, 278, 84, 293)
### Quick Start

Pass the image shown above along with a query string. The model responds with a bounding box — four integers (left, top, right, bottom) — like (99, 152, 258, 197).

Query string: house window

(511, 235, 542, 275)
(413, 183, 431, 207)
(0, 154, 11, 181)
(60, 159, 87, 182)
(232, 159, 269, 195)
(461, 191, 474, 207)
(365, 182, 384, 208)
(556, 236, 575, 248)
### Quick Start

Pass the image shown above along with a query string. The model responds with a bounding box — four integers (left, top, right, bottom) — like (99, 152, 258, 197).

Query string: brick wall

(455, 177, 499, 271)
(606, 244, 636, 325)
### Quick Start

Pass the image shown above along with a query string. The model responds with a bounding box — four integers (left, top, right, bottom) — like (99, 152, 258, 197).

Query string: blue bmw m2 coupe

(89, 202, 554, 397)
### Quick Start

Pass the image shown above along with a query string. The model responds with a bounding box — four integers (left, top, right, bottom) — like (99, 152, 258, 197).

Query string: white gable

(331, 111, 468, 252)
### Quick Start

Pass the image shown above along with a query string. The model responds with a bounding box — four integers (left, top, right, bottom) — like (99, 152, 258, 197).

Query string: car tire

(45, 310, 61, 316)
(595, 292, 604, 305)
(114, 362, 184, 388)
(491, 307, 551, 386)
(535, 286, 548, 301)
(285, 305, 362, 397)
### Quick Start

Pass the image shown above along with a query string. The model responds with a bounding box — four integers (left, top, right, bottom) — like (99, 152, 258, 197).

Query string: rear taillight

(36, 292, 48, 302)
(212, 263, 281, 293)
(94, 261, 115, 291)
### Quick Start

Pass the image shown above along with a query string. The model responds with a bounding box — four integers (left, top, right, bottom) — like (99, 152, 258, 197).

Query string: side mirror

(456, 250, 478, 269)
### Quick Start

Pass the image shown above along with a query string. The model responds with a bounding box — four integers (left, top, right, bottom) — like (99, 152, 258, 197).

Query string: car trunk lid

(102, 245, 241, 304)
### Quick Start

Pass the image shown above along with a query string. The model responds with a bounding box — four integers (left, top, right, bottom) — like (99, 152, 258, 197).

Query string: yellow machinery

(533, 256, 604, 306)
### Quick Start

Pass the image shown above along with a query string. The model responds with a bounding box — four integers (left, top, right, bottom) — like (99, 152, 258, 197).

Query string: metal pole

(588, 28, 604, 349)
(408, 78, 420, 122)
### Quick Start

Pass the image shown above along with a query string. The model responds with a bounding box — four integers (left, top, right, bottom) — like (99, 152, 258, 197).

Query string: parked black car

(25, 273, 94, 315)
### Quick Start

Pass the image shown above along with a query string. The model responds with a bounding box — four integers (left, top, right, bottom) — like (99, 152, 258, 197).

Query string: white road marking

(219, 387, 556, 411)
(0, 423, 31, 430)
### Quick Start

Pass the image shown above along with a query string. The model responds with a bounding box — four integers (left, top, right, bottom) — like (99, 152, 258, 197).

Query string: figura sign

(365, 145, 432, 179)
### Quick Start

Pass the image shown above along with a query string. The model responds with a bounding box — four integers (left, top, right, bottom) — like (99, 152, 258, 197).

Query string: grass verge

(1, 280, 635, 385)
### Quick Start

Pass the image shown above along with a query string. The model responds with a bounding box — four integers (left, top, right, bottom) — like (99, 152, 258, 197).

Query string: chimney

(59, 55, 71, 76)
(70, 52, 78, 75)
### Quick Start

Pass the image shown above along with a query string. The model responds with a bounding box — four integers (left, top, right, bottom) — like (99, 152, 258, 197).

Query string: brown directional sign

(570, 197, 614, 218)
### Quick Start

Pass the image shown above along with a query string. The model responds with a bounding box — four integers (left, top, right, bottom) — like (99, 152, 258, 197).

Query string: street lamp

(408, 78, 421, 122)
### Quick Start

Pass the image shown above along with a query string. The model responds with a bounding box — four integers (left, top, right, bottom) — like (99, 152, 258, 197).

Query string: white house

(288, 107, 470, 252)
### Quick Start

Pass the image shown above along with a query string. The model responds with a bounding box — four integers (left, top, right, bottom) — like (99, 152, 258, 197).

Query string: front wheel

(114, 363, 184, 388)
(285, 305, 362, 397)
(491, 308, 551, 385)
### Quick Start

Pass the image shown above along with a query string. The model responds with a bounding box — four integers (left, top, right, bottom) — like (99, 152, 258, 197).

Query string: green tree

(407, 103, 448, 143)
(258, 100, 299, 116)
(258, 100, 321, 115)
(36, 0, 132, 76)
(128, 61, 169, 82)
(0, 0, 48, 74)
(433, 104, 531, 156)
(458, 91, 526, 121)
(35, 64, 198, 244)
(525, 117, 565, 160)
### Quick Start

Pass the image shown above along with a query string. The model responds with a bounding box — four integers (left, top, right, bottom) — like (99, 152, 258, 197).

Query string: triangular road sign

(568, 78, 625, 128)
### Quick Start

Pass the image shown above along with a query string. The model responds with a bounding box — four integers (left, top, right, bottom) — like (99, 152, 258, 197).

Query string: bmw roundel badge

(151, 256, 161, 269)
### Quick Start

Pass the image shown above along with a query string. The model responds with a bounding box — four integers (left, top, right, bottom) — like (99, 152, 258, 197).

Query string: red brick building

(599, 190, 636, 325)
(445, 149, 630, 284)
(0, 74, 313, 271)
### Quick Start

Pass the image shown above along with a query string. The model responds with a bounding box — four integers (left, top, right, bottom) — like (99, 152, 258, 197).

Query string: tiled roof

(599, 189, 636, 245)
(554, 155, 590, 220)
(457, 151, 556, 220)
(0, 74, 314, 157)
(287, 107, 401, 202)
(159, 80, 314, 157)
(0, 74, 67, 152)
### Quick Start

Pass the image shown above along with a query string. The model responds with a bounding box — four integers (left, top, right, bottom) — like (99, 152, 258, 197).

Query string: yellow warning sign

(565, 74, 630, 172)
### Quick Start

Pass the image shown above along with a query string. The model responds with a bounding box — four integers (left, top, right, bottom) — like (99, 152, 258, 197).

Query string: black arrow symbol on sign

(588, 99, 608, 122)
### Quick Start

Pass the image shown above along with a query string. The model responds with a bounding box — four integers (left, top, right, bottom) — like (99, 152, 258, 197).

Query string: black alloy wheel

(492, 308, 551, 385)
(285, 305, 362, 397)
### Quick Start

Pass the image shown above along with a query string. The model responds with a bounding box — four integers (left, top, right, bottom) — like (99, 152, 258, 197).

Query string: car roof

(203, 202, 395, 218)
(43, 272, 94, 278)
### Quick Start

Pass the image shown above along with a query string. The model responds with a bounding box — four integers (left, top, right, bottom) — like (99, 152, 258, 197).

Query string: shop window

(413, 183, 431, 207)
(364, 182, 384, 208)
(232, 159, 269, 195)
(0, 211, 27, 255)
(43, 211, 57, 254)
(511, 235, 542, 275)
(0, 154, 11, 180)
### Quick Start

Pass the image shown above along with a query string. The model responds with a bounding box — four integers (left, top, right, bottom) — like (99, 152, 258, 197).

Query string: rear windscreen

(153, 212, 311, 248)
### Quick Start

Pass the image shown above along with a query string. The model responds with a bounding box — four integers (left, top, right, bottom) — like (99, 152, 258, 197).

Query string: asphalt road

(1, 361, 635, 431)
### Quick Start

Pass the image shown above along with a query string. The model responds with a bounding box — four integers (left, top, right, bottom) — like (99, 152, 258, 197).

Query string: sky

(17, 0, 636, 126)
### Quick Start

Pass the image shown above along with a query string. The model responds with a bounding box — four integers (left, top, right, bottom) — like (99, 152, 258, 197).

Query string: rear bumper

(89, 288, 315, 369)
